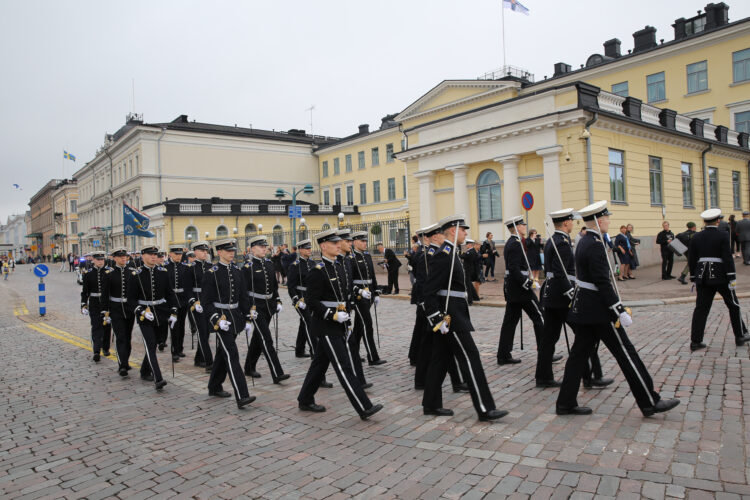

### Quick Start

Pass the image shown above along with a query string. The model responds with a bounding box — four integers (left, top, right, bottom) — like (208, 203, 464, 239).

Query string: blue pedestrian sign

(92, 240, 101, 247)
(521, 191, 534, 211)
(288, 206, 302, 219)
(33, 264, 49, 277)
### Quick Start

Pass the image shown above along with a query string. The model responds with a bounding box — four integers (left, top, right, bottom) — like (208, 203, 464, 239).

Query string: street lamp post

(275, 184, 314, 247)
(337, 212, 344, 228)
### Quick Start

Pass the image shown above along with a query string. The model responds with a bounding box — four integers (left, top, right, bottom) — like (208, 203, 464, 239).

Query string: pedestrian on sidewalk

(377, 242, 401, 294)
(614, 226, 631, 281)
(481, 232, 499, 281)
(735, 211, 750, 264)
(676, 222, 697, 284)
(656, 221, 676, 280)
(626, 224, 640, 272)
(525, 229, 543, 282)
(729, 214, 740, 258)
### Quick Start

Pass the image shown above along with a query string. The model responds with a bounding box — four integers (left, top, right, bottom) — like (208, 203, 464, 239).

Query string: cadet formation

(79, 199, 750, 421)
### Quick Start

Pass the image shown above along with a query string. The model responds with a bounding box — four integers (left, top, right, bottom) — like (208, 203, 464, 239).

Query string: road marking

(26, 322, 136, 367)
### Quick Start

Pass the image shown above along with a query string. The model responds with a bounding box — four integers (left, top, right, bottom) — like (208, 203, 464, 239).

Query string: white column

(414, 170, 435, 226)
(536, 145, 564, 213)
(447, 164, 471, 225)
(495, 155, 520, 240)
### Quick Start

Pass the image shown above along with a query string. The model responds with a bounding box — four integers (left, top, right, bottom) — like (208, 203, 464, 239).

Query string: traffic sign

(288, 206, 302, 219)
(521, 191, 534, 211)
(31, 244, 37, 251)
(33, 264, 49, 277)
(93, 240, 101, 247)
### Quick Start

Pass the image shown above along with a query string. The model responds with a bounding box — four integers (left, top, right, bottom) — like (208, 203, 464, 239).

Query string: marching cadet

(80, 251, 112, 362)
(536, 210, 612, 389)
(202, 239, 256, 409)
(297, 229, 383, 420)
(189, 241, 214, 371)
(556, 201, 680, 416)
(165, 245, 193, 363)
(287, 239, 314, 358)
(422, 214, 507, 421)
(351, 230, 386, 366)
(497, 216, 546, 364)
(689, 208, 750, 350)
(105, 247, 136, 377)
(128, 245, 178, 391)
(242, 235, 290, 384)
(408, 227, 428, 367)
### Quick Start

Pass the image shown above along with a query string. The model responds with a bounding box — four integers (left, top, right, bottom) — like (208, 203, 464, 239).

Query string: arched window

(297, 228, 308, 242)
(272, 225, 284, 246)
(477, 169, 502, 221)
(185, 226, 198, 243)
(321, 223, 331, 231)
(244, 223, 257, 247)
(216, 225, 228, 238)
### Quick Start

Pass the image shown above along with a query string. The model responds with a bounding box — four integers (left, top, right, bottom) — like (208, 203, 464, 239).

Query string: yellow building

(51, 180, 79, 256)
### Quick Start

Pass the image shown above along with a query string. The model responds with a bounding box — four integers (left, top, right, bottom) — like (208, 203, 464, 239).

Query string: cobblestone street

(2, 264, 750, 499)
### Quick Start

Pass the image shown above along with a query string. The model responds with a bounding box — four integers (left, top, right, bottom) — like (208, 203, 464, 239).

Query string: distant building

(28, 179, 64, 258)
(0, 212, 29, 258)
(51, 179, 79, 256)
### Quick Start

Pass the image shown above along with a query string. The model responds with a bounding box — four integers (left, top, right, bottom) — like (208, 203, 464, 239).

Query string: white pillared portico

(536, 145, 564, 214)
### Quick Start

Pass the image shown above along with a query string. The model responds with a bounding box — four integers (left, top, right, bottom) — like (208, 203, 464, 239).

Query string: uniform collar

(322, 255, 336, 263)
(430, 243, 440, 248)
(706, 226, 718, 229)
(219, 260, 231, 267)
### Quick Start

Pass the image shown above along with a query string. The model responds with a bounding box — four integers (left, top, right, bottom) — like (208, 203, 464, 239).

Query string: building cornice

(314, 127, 401, 154)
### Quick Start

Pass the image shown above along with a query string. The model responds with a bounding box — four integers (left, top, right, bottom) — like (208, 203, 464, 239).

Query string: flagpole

(501, 2, 506, 69)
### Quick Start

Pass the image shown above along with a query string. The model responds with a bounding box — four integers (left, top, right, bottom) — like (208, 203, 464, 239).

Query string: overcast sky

(2, 0, 749, 222)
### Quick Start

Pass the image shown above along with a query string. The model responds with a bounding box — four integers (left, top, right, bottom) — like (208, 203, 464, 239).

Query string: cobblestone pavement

(2, 264, 750, 499)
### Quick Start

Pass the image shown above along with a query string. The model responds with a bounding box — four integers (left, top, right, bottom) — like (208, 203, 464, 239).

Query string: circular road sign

(521, 191, 534, 211)
(34, 264, 49, 278)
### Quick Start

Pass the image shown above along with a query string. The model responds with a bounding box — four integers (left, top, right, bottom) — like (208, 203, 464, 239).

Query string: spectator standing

(729, 214, 740, 258)
(656, 221, 676, 280)
(614, 225, 632, 281)
(480, 232, 499, 281)
(525, 228, 543, 282)
(377, 242, 401, 294)
(626, 224, 640, 271)
(735, 211, 750, 265)
(676, 222, 698, 284)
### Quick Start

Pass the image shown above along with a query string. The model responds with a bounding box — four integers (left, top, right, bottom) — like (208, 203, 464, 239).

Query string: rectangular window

(333, 158, 340, 175)
(733, 48, 750, 83)
(611, 81, 628, 97)
(322, 161, 328, 178)
(649, 156, 663, 205)
(371, 147, 379, 166)
(334, 187, 341, 205)
(358, 151, 365, 169)
(387, 177, 396, 201)
(323, 190, 330, 205)
(733, 171, 742, 210)
(709, 167, 719, 208)
(359, 183, 367, 204)
(686, 60, 708, 93)
(681, 163, 694, 207)
(686, 16, 706, 35)
(373, 180, 381, 202)
(735, 110, 750, 134)
(70, 200, 77, 213)
(647, 72, 666, 102)
(386, 143, 394, 163)
(346, 185, 353, 206)
(609, 149, 626, 202)
(402, 175, 407, 198)
(70, 221, 78, 234)
(345, 154, 352, 172)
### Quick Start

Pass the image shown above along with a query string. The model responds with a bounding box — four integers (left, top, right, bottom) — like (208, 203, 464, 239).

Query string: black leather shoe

(118, 368, 128, 377)
(299, 402, 326, 412)
(178, 352, 186, 358)
(678, 276, 687, 284)
(642, 398, 680, 417)
(140, 374, 154, 382)
(102, 350, 111, 357)
(360, 404, 383, 420)
(195, 361, 207, 368)
(452, 383, 469, 393)
(320, 380, 333, 388)
(424, 407, 454, 416)
(690, 342, 707, 351)
(369, 359, 387, 366)
(414, 384, 424, 390)
(478, 409, 509, 421)
(172, 355, 180, 362)
(92, 354, 100, 362)
(205, 364, 213, 373)
(245, 369, 261, 378)
(497, 357, 521, 365)
(273, 374, 291, 384)
(155, 380, 167, 391)
(362, 382, 373, 389)
(536, 379, 562, 388)
(552, 354, 563, 363)
(237, 396, 256, 409)
(735, 334, 750, 346)
(158, 343, 166, 351)
(556, 406, 592, 415)
(295, 353, 311, 358)
(584, 377, 614, 388)
(209, 390, 231, 398)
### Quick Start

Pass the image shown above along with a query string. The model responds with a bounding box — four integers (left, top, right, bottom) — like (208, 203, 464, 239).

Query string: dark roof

(314, 117, 400, 152)
(143, 197, 359, 216)
(145, 197, 316, 210)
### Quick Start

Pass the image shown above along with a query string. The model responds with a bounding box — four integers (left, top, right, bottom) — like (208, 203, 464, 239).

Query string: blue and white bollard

(33, 264, 49, 316)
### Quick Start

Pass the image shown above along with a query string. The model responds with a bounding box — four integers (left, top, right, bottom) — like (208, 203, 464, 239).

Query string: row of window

(81, 154, 140, 202)
(184, 224, 296, 247)
(322, 176, 406, 205)
(322, 143, 395, 177)
(610, 48, 750, 104)
(609, 148, 742, 210)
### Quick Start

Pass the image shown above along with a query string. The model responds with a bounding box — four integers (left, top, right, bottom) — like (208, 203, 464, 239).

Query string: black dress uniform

(351, 241, 385, 365)
(105, 249, 136, 375)
(689, 210, 750, 349)
(557, 201, 679, 416)
(408, 239, 427, 366)
(128, 246, 178, 390)
(165, 250, 193, 361)
(287, 253, 314, 357)
(80, 256, 112, 361)
(422, 215, 506, 420)
(189, 243, 214, 369)
(338, 245, 368, 387)
(297, 229, 382, 420)
(497, 219, 545, 363)
(201, 241, 254, 408)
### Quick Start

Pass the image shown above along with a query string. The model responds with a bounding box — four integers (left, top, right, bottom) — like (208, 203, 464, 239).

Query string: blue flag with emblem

(123, 202, 155, 237)
(503, 0, 529, 15)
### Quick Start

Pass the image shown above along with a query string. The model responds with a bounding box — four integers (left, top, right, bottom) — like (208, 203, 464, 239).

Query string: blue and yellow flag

(63, 150, 76, 161)
(123, 202, 155, 238)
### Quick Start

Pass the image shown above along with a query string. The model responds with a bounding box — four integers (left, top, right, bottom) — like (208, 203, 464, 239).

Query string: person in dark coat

(626, 224, 640, 271)
(525, 229, 543, 282)
(655, 221, 675, 280)
(613, 226, 632, 281)
(461, 239, 480, 301)
(480, 232, 499, 281)
(676, 222, 697, 284)
(377, 243, 401, 294)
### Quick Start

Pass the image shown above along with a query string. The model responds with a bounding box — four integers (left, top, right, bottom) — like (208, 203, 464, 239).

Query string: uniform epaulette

(265, 258, 272, 262)
(315, 262, 324, 269)
(132, 269, 139, 275)
(292, 260, 299, 266)
(82, 268, 91, 274)
(209, 266, 218, 273)
(243, 262, 251, 268)
(428, 247, 436, 256)
(157, 266, 167, 271)
(364, 251, 370, 255)
(442, 245, 451, 254)
(104, 268, 112, 274)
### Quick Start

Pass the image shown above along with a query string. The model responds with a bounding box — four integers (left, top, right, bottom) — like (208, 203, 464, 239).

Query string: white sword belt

(698, 257, 722, 263)
(576, 280, 599, 291)
(213, 302, 239, 310)
(249, 292, 273, 299)
(545, 272, 576, 282)
(138, 299, 166, 305)
(437, 290, 468, 298)
(110, 297, 127, 303)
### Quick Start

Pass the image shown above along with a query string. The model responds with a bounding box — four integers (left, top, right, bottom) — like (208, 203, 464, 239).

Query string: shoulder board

(157, 266, 167, 271)
(315, 262, 324, 269)
(82, 268, 91, 274)
(292, 260, 299, 266)
(243, 262, 251, 268)
(209, 266, 217, 272)
(131, 269, 139, 275)
(427, 247, 436, 256)
(364, 251, 370, 255)
(442, 246, 451, 254)
(265, 258, 272, 262)
(104, 269, 112, 274)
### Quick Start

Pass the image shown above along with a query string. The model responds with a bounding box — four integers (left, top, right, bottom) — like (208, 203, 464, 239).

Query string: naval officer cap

(336, 228, 353, 240)
(315, 228, 341, 244)
(111, 247, 129, 257)
(248, 235, 269, 247)
(190, 240, 210, 251)
(578, 200, 613, 221)
(504, 215, 526, 228)
(700, 208, 722, 223)
(141, 245, 159, 255)
(423, 223, 441, 237)
(465, 238, 475, 244)
(214, 238, 237, 251)
(549, 208, 576, 223)
(185, 251, 195, 258)
(438, 214, 470, 231)
(297, 238, 312, 249)
(91, 251, 106, 259)
(168, 244, 184, 253)
(351, 231, 368, 241)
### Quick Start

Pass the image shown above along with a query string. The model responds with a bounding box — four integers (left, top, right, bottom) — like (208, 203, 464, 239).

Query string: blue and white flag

(503, 0, 530, 15)
(123, 202, 155, 237)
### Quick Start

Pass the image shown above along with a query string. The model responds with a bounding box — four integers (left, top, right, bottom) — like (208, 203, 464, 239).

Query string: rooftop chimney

(358, 124, 370, 135)
(553, 62, 572, 77)
(603, 38, 621, 58)
(704, 2, 729, 29)
(633, 26, 657, 53)
(172, 115, 189, 123)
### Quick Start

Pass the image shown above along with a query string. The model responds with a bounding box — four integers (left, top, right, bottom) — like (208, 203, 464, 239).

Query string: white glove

(374, 296, 380, 306)
(144, 311, 155, 321)
(244, 322, 254, 335)
(618, 311, 633, 328)
(249, 309, 258, 320)
(81, 307, 89, 316)
(334, 311, 350, 323)
(730, 280, 737, 289)
(168, 315, 177, 328)
(297, 300, 306, 310)
(438, 321, 450, 334)
(219, 319, 231, 331)
(276, 303, 283, 314)
(361, 289, 372, 300)
(195, 303, 203, 313)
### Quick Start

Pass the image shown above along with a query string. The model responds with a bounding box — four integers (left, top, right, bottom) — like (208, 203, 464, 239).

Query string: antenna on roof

(132, 78, 135, 113)
(305, 105, 315, 138)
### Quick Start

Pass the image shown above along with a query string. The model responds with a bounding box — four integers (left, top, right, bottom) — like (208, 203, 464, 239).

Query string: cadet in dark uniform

(189, 241, 214, 371)
(287, 239, 314, 358)
(128, 245, 178, 391)
(422, 214, 507, 421)
(80, 251, 112, 362)
(689, 208, 750, 351)
(242, 235, 289, 384)
(105, 247, 136, 376)
(297, 229, 383, 420)
(556, 201, 680, 416)
(202, 238, 255, 408)
(351, 230, 386, 366)
(497, 216, 545, 364)
(408, 227, 428, 366)
(165, 244, 193, 362)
